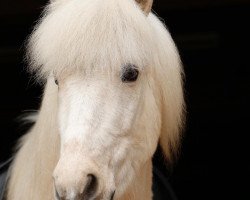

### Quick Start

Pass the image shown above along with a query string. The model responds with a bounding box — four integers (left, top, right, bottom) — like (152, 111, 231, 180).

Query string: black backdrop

(0, 0, 249, 200)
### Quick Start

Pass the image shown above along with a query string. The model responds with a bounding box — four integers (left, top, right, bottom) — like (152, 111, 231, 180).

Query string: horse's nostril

(54, 173, 99, 199)
(110, 190, 116, 200)
(54, 188, 64, 200)
(55, 189, 60, 200)
(82, 174, 98, 198)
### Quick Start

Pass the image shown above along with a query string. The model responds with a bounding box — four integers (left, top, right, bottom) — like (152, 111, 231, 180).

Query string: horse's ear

(135, 0, 153, 15)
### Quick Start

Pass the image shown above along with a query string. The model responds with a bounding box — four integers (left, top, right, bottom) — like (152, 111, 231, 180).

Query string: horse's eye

(55, 79, 59, 85)
(121, 65, 139, 83)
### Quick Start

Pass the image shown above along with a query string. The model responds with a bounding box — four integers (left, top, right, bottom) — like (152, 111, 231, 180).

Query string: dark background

(0, 0, 249, 199)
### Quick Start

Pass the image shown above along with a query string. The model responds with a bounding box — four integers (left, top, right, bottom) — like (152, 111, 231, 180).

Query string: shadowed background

(0, 0, 249, 199)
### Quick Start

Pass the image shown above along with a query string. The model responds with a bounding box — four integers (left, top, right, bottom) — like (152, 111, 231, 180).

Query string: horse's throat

(119, 160, 153, 200)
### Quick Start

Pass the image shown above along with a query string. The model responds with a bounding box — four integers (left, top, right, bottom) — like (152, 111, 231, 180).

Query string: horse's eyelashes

(121, 65, 139, 83)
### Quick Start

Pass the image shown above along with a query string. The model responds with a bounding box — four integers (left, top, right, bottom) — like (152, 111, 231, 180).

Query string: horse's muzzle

(54, 174, 115, 200)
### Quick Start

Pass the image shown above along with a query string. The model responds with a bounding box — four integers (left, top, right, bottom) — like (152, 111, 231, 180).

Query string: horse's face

(53, 67, 161, 199)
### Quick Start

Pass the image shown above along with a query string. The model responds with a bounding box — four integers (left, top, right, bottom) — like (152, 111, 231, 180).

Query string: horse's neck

(119, 160, 153, 200)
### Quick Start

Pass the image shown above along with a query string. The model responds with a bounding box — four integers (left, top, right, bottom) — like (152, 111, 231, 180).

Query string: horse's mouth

(55, 189, 115, 200)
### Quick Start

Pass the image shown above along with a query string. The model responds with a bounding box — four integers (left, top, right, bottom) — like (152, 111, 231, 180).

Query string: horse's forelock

(27, 0, 155, 82)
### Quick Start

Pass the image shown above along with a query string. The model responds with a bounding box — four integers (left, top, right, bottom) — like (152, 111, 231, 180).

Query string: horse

(6, 0, 185, 199)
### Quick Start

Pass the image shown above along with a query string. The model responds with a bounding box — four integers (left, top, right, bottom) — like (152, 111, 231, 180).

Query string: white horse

(7, 0, 185, 199)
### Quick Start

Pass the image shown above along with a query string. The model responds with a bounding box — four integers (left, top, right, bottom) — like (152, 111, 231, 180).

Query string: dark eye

(121, 65, 139, 83)
(55, 78, 59, 85)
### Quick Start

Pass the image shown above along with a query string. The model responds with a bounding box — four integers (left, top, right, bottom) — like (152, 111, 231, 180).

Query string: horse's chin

(54, 188, 115, 200)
